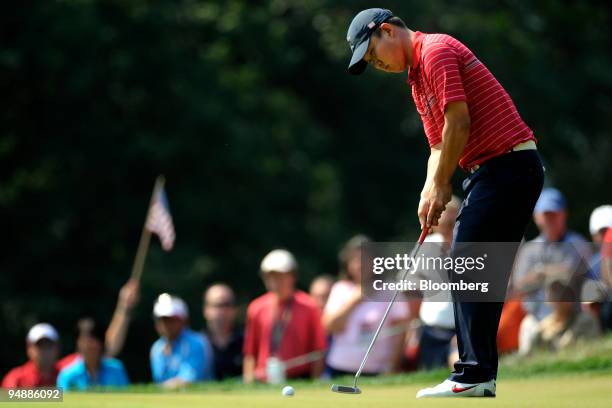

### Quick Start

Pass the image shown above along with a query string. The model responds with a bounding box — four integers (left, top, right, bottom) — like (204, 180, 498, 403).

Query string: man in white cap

(243, 249, 327, 383)
(150, 293, 214, 389)
(2, 323, 60, 388)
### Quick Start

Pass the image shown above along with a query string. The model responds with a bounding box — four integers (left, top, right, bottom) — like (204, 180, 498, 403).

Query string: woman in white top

(323, 235, 410, 375)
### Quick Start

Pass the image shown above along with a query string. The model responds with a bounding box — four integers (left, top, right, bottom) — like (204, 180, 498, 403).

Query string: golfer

(346, 9, 544, 398)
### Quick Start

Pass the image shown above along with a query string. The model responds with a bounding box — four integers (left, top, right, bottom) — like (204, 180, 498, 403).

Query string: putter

(331, 227, 429, 395)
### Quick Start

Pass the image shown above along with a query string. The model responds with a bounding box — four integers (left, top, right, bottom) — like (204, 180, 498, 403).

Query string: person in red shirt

(2, 323, 61, 388)
(346, 8, 544, 398)
(603, 227, 612, 280)
(243, 249, 327, 383)
(600, 227, 612, 331)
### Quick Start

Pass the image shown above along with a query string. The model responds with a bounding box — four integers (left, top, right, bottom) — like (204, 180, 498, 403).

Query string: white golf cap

(589, 205, 612, 235)
(27, 323, 59, 344)
(153, 293, 189, 319)
(260, 249, 297, 273)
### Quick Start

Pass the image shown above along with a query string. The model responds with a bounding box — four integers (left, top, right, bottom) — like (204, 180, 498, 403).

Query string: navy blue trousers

(449, 149, 544, 383)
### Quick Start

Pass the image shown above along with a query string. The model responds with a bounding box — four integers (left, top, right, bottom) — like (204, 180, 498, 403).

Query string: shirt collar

(537, 231, 569, 243)
(162, 328, 187, 347)
(411, 31, 425, 69)
(407, 31, 425, 83)
(24, 361, 58, 383)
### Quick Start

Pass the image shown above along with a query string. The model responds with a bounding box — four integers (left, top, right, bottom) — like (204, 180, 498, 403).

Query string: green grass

(18, 375, 611, 408)
(11, 335, 612, 407)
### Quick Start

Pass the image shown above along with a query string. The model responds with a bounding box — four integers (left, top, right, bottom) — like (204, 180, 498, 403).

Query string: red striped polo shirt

(407, 32, 536, 170)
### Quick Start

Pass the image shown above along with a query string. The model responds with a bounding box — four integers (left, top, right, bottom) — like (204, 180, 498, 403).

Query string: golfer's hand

(418, 195, 431, 231)
(424, 182, 452, 228)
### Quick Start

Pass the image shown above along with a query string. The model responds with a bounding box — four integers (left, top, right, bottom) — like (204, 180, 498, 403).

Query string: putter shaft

(352, 228, 429, 388)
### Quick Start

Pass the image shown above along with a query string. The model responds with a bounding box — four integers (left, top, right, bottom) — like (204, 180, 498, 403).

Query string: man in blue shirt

(513, 188, 591, 321)
(57, 318, 129, 391)
(150, 293, 214, 389)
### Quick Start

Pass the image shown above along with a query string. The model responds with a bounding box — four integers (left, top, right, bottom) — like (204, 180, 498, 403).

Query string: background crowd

(3, 188, 610, 391)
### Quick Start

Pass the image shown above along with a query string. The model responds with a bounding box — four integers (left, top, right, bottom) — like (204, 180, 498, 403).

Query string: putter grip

(418, 227, 429, 244)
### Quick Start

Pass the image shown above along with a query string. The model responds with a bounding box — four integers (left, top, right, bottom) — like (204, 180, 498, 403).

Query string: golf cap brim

(348, 40, 370, 75)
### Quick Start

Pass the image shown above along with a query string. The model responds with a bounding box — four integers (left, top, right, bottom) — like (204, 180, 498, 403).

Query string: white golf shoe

(416, 379, 496, 398)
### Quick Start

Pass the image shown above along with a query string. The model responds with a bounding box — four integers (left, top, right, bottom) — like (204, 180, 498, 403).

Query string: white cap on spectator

(589, 205, 612, 235)
(27, 323, 59, 344)
(261, 249, 297, 273)
(153, 293, 189, 319)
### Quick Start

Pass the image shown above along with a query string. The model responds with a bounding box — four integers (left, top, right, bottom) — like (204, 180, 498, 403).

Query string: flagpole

(130, 175, 165, 282)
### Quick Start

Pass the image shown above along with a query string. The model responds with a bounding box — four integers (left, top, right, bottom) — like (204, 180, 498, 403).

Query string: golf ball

(282, 385, 295, 397)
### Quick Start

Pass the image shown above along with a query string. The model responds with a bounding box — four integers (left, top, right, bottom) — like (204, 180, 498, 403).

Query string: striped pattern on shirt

(407, 32, 535, 170)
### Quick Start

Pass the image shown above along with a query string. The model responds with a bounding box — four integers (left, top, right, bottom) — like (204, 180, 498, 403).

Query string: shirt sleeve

(149, 343, 161, 383)
(422, 42, 467, 111)
(1, 368, 19, 388)
(200, 334, 215, 381)
(175, 336, 207, 383)
(323, 282, 349, 316)
(602, 228, 612, 259)
(242, 303, 258, 357)
(310, 305, 328, 352)
(56, 368, 71, 391)
(115, 361, 130, 387)
(511, 243, 536, 287)
(390, 294, 410, 321)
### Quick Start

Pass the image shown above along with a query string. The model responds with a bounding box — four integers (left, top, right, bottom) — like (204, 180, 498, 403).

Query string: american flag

(146, 187, 176, 251)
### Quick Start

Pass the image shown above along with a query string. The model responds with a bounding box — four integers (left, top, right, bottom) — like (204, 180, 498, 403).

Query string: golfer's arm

(421, 148, 441, 197)
(432, 101, 471, 186)
(243, 355, 256, 384)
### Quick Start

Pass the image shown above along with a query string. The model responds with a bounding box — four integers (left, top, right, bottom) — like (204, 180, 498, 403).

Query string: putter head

(331, 384, 361, 394)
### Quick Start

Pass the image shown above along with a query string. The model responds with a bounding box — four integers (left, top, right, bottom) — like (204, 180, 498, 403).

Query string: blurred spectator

(599, 226, 612, 331)
(589, 205, 612, 244)
(202, 283, 243, 380)
(585, 205, 612, 280)
(2, 324, 60, 388)
(243, 249, 326, 383)
(54, 279, 141, 371)
(105, 279, 140, 357)
(323, 235, 409, 376)
(57, 318, 129, 391)
(416, 198, 459, 370)
(496, 299, 527, 354)
(150, 294, 214, 389)
(582, 206, 612, 327)
(309, 275, 335, 312)
(513, 188, 590, 321)
(56, 351, 79, 372)
(518, 272, 601, 355)
(309, 274, 336, 379)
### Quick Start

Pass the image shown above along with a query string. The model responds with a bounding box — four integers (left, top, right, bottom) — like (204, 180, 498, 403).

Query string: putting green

(13, 373, 611, 408)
